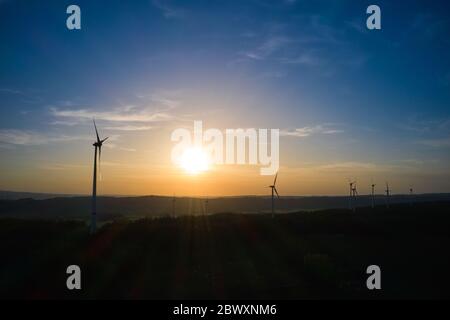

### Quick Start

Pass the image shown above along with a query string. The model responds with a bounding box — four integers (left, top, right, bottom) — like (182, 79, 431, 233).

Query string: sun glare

(180, 147, 210, 175)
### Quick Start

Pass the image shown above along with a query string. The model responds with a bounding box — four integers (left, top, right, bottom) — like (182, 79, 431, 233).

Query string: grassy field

(1, 202, 450, 299)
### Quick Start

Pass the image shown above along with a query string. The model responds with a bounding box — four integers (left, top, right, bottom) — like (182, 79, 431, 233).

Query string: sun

(179, 147, 210, 175)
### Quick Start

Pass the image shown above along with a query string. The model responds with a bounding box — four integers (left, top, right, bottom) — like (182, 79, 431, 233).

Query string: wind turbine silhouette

(172, 194, 176, 217)
(204, 197, 209, 215)
(409, 186, 414, 206)
(385, 182, 390, 209)
(348, 180, 355, 210)
(371, 181, 376, 209)
(91, 119, 108, 234)
(269, 173, 280, 218)
(351, 182, 358, 211)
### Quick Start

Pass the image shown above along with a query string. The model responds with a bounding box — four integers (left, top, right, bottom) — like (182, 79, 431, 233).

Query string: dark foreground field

(1, 202, 450, 299)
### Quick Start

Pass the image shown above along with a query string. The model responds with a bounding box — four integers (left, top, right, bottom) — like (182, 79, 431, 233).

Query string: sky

(1, 0, 450, 196)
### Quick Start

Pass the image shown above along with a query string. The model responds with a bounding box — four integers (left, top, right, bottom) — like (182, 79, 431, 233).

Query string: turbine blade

(101, 137, 109, 144)
(93, 119, 101, 143)
(273, 172, 278, 185)
(274, 187, 280, 198)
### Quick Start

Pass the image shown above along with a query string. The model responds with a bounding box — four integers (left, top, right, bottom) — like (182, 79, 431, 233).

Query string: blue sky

(1, 0, 450, 195)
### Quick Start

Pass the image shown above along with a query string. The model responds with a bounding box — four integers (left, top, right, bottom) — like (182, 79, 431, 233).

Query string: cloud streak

(416, 137, 450, 148)
(50, 106, 172, 123)
(152, 0, 186, 19)
(400, 115, 450, 133)
(0, 129, 90, 146)
(242, 35, 292, 61)
(313, 162, 384, 172)
(103, 125, 154, 131)
(280, 125, 343, 138)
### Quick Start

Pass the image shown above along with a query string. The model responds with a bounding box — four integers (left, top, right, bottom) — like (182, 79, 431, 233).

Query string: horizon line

(2, 189, 450, 199)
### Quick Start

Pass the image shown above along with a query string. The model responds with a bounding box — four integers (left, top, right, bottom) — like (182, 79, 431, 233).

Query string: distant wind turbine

(371, 182, 376, 209)
(351, 182, 358, 211)
(385, 182, 390, 209)
(172, 194, 176, 217)
(269, 173, 280, 218)
(204, 197, 209, 215)
(348, 180, 355, 210)
(409, 186, 414, 206)
(91, 119, 108, 234)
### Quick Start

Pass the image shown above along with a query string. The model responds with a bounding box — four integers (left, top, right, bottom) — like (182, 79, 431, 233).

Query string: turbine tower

(269, 173, 280, 218)
(204, 197, 209, 215)
(409, 186, 414, 206)
(352, 182, 358, 211)
(91, 119, 108, 234)
(348, 180, 355, 210)
(385, 182, 390, 209)
(371, 182, 376, 209)
(172, 194, 176, 217)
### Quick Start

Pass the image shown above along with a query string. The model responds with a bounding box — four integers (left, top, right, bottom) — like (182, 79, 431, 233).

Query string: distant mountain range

(0, 190, 82, 200)
(1, 190, 450, 221)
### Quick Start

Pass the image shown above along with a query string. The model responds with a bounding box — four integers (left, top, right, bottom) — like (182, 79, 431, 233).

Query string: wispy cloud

(310, 161, 423, 174)
(50, 105, 172, 123)
(416, 137, 450, 148)
(401, 115, 450, 149)
(118, 147, 137, 152)
(136, 92, 181, 109)
(242, 35, 292, 61)
(0, 87, 43, 104)
(0, 88, 23, 95)
(400, 115, 450, 133)
(152, 0, 186, 19)
(345, 18, 369, 35)
(280, 124, 343, 138)
(104, 125, 154, 131)
(284, 160, 423, 175)
(50, 92, 180, 126)
(314, 162, 383, 172)
(236, 15, 366, 73)
(279, 51, 323, 66)
(39, 163, 88, 171)
(50, 120, 79, 126)
(258, 70, 287, 79)
(0, 129, 90, 146)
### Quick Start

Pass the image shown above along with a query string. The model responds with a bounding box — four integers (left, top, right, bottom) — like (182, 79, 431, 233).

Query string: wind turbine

(348, 180, 355, 210)
(409, 186, 414, 207)
(269, 173, 280, 218)
(352, 182, 358, 211)
(204, 197, 209, 215)
(91, 119, 108, 234)
(371, 182, 376, 209)
(385, 182, 390, 209)
(172, 194, 176, 217)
